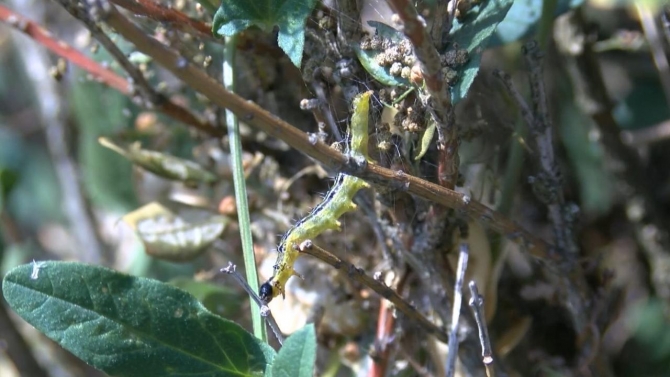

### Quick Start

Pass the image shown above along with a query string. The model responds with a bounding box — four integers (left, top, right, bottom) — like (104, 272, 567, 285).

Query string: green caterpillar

(259, 91, 372, 304)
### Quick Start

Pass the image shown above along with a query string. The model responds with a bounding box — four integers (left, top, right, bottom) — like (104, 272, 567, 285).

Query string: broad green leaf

(212, 0, 318, 67)
(354, 21, 411, 87)
(99, 137, 218, 185)
(122, 202, 228, 261)
(491, 0, 584, 46)
(448, 0, 514, 103)
(271, 324, 316, 377)
(169, 278, 240, 318)
(2, 261, 275, 377)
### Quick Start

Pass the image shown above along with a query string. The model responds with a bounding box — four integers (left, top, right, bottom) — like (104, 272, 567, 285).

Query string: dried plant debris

(122, 202, 228, 261)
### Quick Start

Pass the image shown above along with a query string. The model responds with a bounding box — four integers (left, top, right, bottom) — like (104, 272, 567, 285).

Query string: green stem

(223, 34, 267, 342)
(537, 0, 559, 50)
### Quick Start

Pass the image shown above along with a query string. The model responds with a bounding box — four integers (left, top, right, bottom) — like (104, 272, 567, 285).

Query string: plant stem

(223, 34, 266, 341)
(537, 0, 558, 50)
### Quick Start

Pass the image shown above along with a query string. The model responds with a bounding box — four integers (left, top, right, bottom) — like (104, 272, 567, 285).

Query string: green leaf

(122, 202, 229, 262)
(2, 261, 275, 377)
(354, 21, 411, 87)
(491, 0, 584, 46)
(415, 120, 436, 161)
(212, 0, 318, 67)
(99, 137, 218, 185)
(271, 324, 316, 377)
(448, 0, 514, 104)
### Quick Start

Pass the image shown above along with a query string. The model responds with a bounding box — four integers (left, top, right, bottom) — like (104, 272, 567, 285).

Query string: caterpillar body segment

(259, 91, 373, 304)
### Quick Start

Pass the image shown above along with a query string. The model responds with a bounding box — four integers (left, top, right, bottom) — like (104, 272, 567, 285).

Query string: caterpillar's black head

(259, 282, 274, 304)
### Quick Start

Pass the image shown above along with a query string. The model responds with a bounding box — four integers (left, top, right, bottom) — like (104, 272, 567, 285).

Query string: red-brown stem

(386, 0, 458, 189)
(0, 4, 223, 137)
(369, 299, 395, 377)
(111, 0, 211, 37)
(0, 4, 129, 93)
(111, 0, 284, 58)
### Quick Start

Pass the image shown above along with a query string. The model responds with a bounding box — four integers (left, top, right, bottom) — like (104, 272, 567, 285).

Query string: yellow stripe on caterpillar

(259, 91, 373, 304)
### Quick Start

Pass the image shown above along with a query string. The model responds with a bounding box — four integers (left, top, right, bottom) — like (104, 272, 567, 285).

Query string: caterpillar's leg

(291, 269, 304, 280)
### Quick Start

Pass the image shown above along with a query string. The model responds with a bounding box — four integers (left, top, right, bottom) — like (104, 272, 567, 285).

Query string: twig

(111, 0, 212, 38)
(385, 0, 458, 189)
(468, 281, 495, 377)
(445, 242, 469, 377)
(86, 0, 551, 260)
(636, 3, 670, 109)
(219, 263, 284, 345)
(296, 240, 450, 344)
(522, 40, 577, 256)
(11, 0, 105, 263)
(0, 4, 223, 138)
(369, 297, 396, 377)
(0, 4, 127, 92)
(59, 0, 162, 106)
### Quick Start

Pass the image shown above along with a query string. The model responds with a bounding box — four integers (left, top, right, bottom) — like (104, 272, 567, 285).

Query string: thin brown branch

(0, 4, 128, 93)
(86, 0, 551, 260)
(219, 263, 284, 345)
(297, 240, 450, 344)
(385, 0, 458, 189)
(0, 3, 224, 138)
(112, 0, 212, 37)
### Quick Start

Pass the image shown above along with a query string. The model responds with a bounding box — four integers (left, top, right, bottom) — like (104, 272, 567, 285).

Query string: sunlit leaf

(447, 0, 514, 103)
(271, 324, 316, 377)
(123, 202, 228, 261)
(212, 0, 318, 67)
(492, 0, 584, 46)
(99, 137, 217, 185)
(354, 21, 411, 87)
(169, 277, 240, 318)
(2, 261, 275, 377)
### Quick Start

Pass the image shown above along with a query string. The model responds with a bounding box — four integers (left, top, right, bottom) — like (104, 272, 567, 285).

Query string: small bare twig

(385, 0, 458, 189)
(297, 240, 450, 344)
(468, 281, 495, 377)
(219, 263, 285, 345)
(446, 242, 469, 377)
(522, 40, 577, 256)
(80, 0, 551, 261)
